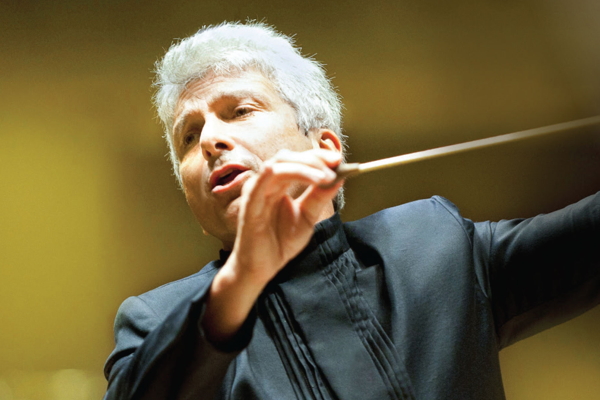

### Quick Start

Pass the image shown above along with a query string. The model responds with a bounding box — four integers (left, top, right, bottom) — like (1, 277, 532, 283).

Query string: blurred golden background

(1, 0, 599, 399)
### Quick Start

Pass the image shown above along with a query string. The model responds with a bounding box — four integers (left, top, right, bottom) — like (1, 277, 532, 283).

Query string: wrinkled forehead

(170, 69, 298, 139)
(178, 68, 280, 106)
(175, 69, 281, 110)
(174, 67, 297, 123)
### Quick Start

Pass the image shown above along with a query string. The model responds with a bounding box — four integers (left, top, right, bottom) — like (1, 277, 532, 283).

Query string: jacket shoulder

(343, 196, 470, 240)
(135, 261, 220, 319)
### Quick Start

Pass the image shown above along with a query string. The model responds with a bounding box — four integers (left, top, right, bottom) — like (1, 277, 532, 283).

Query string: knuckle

(261, 160, 275, 174)
(273, 149, 291, 161)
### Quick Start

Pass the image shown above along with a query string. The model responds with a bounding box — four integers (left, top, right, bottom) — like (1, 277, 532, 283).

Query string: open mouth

(210, 164, 250, 191)
(215, 169, 244, 187)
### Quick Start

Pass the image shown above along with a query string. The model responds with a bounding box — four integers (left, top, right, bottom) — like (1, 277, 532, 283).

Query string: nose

(200, 118, 235, 161)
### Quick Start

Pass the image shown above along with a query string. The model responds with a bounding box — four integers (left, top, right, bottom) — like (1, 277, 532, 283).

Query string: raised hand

(230, 148, 342, 283)
(203, 149, 343, 344)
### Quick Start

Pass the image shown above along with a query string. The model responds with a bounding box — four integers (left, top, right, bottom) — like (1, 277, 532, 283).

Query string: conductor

(103, 21, 600, 400)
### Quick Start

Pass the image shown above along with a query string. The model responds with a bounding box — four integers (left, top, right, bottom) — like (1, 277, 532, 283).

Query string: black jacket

(104, 194, 600, 399)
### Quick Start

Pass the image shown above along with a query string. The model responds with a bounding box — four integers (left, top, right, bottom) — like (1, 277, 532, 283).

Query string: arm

(104, 149, 342, 399)
(475, 192, 600, 348)
(103, 274, 258, 400)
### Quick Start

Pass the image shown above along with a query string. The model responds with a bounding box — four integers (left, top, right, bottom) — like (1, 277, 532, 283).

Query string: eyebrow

(172, 89, 272, 138)
(172, 111, 196, 141)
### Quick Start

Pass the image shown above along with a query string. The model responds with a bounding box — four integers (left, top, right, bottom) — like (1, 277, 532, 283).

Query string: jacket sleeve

(473, 191, 600, 348)
(103, 274, 257, 400)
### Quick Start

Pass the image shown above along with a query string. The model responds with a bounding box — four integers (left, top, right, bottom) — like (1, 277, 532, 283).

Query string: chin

(217, 200, 241, 244)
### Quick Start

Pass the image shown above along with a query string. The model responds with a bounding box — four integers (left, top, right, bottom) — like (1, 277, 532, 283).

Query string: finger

(241, 162, 333, 219)
(240, 150, 341, 221)
(255, 161, 336, 196)
(307, 148, 343, 168)
(267, 162, 336, 186)
(295, 179, 344, 222)
(270, 149, 342, 171)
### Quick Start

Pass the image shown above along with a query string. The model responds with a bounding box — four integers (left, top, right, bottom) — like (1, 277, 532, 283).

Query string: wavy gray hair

(153, 21, 347, 210)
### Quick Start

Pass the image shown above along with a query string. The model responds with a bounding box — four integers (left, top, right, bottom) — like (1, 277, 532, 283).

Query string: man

(104, 22, 600, 399)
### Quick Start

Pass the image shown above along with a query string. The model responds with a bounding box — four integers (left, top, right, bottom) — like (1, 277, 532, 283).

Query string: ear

(311, 129, 343, 154)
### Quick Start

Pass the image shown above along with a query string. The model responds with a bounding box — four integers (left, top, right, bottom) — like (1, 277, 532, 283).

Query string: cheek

(279, 132, 313, 153)
(180, 158, 207, 199)
(181, 173, 214, 227)
(262, 124, 311, 154)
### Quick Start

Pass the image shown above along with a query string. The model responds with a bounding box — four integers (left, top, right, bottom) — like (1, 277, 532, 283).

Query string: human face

(172, 70, 316, 248)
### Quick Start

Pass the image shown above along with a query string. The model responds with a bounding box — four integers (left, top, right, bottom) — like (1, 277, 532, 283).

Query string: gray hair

(153, 21, 347, 209)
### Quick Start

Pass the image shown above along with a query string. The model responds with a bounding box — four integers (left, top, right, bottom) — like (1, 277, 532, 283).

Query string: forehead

(175, 70, 281, 109)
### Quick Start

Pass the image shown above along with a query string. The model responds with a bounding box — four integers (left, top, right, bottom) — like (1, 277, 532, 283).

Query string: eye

(234, 107, 253, 118)
(182, 131, 200, 147)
